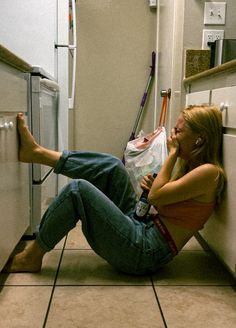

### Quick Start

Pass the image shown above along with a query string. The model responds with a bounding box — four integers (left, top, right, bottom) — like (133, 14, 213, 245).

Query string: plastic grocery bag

(124, 127, 168, 196)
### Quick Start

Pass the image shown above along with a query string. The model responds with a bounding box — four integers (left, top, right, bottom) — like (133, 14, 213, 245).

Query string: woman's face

(174, 113, 199, 160)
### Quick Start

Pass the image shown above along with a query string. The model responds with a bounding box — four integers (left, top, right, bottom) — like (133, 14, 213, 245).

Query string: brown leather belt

(152, 214, 178, 256)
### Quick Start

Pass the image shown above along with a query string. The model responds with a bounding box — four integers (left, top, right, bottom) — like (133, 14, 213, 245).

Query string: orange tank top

(157, 199, 215, 231)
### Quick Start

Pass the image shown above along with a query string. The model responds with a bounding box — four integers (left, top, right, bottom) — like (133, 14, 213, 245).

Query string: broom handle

(131, 52, 156, 139)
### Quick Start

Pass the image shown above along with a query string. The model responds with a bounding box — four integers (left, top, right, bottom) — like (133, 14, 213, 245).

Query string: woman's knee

(107, 155, 128, 177)
(72, 179, 100, 201)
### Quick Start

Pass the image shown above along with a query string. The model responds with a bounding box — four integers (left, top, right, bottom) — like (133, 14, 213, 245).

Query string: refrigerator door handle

(69, 46, 77, 109)
(55, 0, 77, 109)
(68, 0, 77, 109)
(69, 0, 77, 50)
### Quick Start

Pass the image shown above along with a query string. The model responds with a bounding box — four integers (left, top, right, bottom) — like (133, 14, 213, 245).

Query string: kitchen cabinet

(212, 86, 236, 128)
(0, 61, 30, 271)
(185, 84, 236, 278)
(186, 90, 211, 107)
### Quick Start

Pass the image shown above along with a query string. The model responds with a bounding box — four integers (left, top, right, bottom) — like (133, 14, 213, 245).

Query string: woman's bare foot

(2, 251, 42, 273)
(2, 240, 46, 273)
(17, 113, 61, 167)
(17, 113, 42, 163)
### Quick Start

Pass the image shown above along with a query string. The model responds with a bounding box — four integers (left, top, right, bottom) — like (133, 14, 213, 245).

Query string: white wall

(70, 0, 236, 155)
(157, 0, 236, 129)
(154, 0, 185, 131)
(70, 0, 156, 158)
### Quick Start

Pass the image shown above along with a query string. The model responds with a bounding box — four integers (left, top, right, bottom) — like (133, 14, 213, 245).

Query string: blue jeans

(36, 151, 173, 275)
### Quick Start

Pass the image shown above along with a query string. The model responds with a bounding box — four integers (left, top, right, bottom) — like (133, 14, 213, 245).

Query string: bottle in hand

(133, 173, 157, 222)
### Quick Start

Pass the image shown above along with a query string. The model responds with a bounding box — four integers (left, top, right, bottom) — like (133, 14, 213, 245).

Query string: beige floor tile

(182, 236, 204, 251)
(155, 286, 236, 328)
(46, 286, 165, 328)
(65, 223, 91, 250)
(0, 250, 62, 286)
(0, 286, 52, 328)
(56, 250, 151, 286)
(54, 236, 66, 249)
(151, 251, 234, 286)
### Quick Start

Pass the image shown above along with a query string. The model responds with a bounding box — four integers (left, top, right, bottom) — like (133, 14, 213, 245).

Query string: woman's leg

(3, 180, 173, 274)
(4, 179, 137, 273)
(18, 112, 136, 214)
(5, 114, 135, 272)
(53, 151, 136, 215)
(20, 179, 173, 274)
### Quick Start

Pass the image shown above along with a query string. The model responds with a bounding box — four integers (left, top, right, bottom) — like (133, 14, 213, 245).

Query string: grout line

(150, 283, 236, 288)
(151, 276, 168, 328)
(42, 235, 68, 328)
(63, 248, 92, 251)
(1, 283, 234, 288)
(51, 284, 153, 287)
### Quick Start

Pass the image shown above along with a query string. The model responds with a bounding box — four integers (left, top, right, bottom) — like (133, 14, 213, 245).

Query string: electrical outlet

(202, 29, 224, 49)
(149, 0, 157, 8)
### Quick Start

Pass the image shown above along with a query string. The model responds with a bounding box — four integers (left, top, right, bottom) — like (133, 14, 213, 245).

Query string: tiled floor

(0, 224, 235, 328)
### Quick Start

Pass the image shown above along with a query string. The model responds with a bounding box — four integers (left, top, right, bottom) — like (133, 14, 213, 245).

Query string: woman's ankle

(26, 240, 47, 258)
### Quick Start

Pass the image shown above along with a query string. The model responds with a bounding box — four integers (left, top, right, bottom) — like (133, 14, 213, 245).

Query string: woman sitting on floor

(3, 105, 225, 275)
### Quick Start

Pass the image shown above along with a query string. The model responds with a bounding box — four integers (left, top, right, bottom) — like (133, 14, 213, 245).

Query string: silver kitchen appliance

(213, 39, 236, 66)
(25, 69, 59, 236)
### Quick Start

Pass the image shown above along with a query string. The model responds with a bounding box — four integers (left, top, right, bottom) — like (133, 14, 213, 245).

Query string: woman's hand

(140, 174, 156, 192)
(167, 128, 180, 155)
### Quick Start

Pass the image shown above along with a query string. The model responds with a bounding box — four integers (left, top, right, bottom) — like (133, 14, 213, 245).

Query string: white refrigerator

(0, 0, 77, 190)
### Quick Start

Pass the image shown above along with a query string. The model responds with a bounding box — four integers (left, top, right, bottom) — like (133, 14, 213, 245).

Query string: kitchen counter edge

(0, 43, 33, 73)
(183, 59, 236, 85)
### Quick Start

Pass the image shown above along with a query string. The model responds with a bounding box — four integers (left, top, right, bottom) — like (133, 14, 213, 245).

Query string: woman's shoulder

(195, 163, 219, 176)
(193, 163, 221, 189)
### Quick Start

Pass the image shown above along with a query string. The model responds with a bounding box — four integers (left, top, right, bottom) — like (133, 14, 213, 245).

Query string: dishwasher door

(31, 76, 59, 182)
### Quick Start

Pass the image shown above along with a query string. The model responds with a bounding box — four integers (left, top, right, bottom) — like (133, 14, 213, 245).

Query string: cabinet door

(186, 90, 210, 106)
(0, 114, 30, 271)
(201, 134, 236, 277)
(211, 86, 236, 128)
(201, 85, 236, 277)
(0, 62, 28, 112)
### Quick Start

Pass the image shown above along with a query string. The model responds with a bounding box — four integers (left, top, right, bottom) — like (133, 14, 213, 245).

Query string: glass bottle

(133, 173, 157, 222)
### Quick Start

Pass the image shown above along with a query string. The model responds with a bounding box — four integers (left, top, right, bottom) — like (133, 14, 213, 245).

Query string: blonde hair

(173, 105, 226, 200)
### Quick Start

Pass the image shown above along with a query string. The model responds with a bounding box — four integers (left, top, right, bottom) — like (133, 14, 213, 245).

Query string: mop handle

(150, 51, 156, 77)
(140, 51, 156, 107)
(127, 52, 156, 142)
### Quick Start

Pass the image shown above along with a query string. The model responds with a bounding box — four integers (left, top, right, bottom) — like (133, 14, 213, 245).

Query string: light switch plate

(204, 2, 226, 25)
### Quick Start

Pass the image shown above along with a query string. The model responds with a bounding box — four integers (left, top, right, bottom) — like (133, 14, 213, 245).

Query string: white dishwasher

(0, 61, 30, 271)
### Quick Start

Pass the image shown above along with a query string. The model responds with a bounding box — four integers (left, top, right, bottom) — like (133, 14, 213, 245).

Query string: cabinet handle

(220, 102, 228, 112)
(0, 121, 14, 130)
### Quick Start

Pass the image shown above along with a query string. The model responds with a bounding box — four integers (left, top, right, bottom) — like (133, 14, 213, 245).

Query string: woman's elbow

(148, 191, 158, 206)
(148, 190, 167, 207)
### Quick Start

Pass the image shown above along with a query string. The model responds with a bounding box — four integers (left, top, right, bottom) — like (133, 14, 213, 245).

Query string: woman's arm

(148, 163, 219, 207)
(147, 128, 219, 207)
(147, 127, 179, 204)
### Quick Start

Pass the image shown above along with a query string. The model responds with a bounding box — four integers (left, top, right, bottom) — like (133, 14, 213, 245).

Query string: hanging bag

(124, 94, 169, 196)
